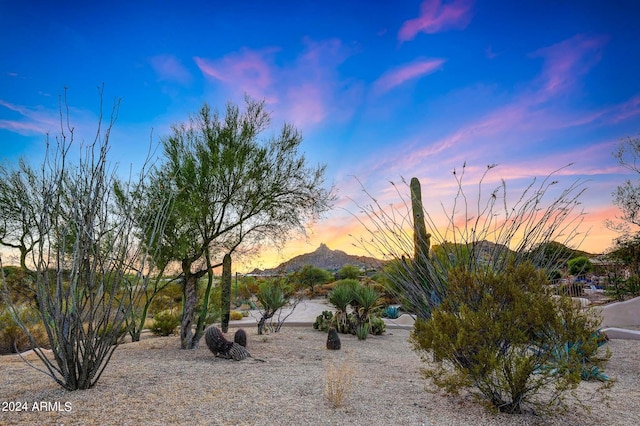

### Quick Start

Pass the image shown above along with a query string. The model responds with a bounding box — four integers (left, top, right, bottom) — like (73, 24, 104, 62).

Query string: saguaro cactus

(410, 177, 431, 261)
(221, 253, 232, 333)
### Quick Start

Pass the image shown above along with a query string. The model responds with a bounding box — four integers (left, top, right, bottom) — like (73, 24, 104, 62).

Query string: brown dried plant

(323, 354, 354, 408)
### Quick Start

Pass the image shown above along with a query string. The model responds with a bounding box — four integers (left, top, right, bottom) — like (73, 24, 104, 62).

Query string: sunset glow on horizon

(2, 1, 639, 272)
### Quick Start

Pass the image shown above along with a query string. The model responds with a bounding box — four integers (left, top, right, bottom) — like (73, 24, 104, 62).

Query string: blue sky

(1, 1, 640, 270)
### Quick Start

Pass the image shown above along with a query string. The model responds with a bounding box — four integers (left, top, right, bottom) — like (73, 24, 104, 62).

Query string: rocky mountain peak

(248, 243, 382, 275)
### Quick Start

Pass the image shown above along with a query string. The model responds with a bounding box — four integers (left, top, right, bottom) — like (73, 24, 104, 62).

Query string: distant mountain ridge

(246, 240, 592, 276)
(248, 243, 383, 275)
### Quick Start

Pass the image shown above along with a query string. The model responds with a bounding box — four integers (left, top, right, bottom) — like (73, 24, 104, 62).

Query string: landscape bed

(1, 327, 639, 425)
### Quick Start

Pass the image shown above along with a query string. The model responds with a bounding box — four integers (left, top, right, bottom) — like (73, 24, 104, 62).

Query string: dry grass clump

(324, 353, 354, 408)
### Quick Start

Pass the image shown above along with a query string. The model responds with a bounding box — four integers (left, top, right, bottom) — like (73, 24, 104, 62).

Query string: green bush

(337, 264, 361, 280)
(229, 310, 244, 321)
(150, 310, 181, 336)
(412, 261, 609, 414)
(149, 281, 183, 315)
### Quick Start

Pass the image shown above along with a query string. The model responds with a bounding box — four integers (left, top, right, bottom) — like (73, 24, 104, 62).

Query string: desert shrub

(568, 256, 593, 276)
(0, 305, 48, 354)
(606, 276, 640, 300)
(229, 310, 244, 321)
(337, 264, 361, 280)
(236, 276, 260, 301)
(548, 270, 562, 281)
(150, 310, 181, 336)
(0, 266, 35, 305)
(412, 261, 609, 414)
(148, 281, 183, 315)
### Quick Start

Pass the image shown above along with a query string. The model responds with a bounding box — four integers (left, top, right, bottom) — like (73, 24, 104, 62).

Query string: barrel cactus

(234, 328, 247, 348)
(205, 326, 250, 361)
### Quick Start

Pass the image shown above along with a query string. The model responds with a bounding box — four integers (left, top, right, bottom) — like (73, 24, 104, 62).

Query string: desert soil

(1, 326, 639, 426)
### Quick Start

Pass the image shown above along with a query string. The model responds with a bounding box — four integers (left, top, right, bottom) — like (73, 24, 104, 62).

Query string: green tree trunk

(180, 264, 199, 349)
(221, 253, 232, 333)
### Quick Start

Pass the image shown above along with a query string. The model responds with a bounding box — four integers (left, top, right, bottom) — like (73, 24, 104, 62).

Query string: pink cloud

(530, 34, 609, 98)
(149, 55, 192, 84)
(286, 84, 327, 125)
(0, 100, 56, 135)
(374, 59, 445, 94)
(610, 95, 640, 123)
(398, 0, 474, 41)
(0, 119, 47, 134)
(195, 39, 360, 129)
(194, 48, 279, 103)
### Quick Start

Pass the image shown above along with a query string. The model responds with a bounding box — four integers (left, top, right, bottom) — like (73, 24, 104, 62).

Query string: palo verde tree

(0, 160, 42, 273)
(295, 264, 333, 294)
(0, 89, 170, 390)
(146, 97, 334, 349)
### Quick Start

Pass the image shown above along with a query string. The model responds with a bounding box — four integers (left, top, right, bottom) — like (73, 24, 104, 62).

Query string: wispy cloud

(0, 100, 56, 135)
(398, 0, 474, 41)
(530, 34, 609, 98)
(347, 33, 625, 203)
(149, 55, 192, 84)
(194, 39, 360, 128)
(374, 59, 445, 94)
(194, 47, 279, 103)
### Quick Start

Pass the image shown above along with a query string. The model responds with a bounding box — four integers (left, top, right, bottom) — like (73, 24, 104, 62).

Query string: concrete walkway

(226, 298, 415, 330)
(226, 295, 640, 340)
(599, 296, 640, 340)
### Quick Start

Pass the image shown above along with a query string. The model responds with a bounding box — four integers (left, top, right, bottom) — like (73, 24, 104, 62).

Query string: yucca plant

(352, 285, 381, 339)
(327, 279, 357, 333)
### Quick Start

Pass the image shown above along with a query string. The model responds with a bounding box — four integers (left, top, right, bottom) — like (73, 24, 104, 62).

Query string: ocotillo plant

(352, 164, 588, 319)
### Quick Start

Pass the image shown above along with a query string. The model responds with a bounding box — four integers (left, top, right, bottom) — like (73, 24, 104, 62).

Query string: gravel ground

(1, 327, 638, 426)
